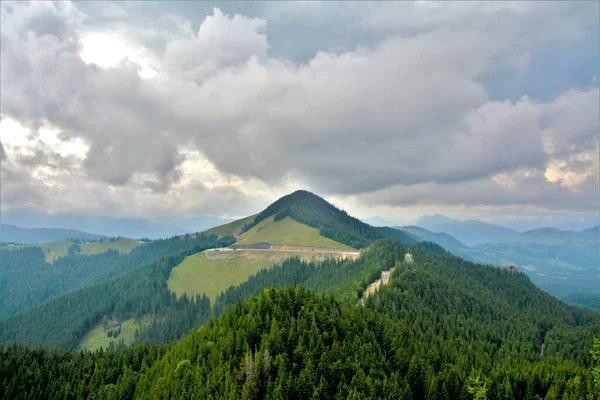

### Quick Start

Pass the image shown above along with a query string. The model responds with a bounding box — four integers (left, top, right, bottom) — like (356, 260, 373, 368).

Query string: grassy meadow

(39, 237, 141, 263)
(168, 248, 343, 303)
(77, 317, 147, 351)
(202, 214, 257, 236)
(235, 216, 352, 249)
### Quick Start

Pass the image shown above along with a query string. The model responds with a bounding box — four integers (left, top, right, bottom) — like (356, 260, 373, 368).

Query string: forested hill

(0, 224, 106, 244)
(239, 190, 383, 248)
(1, 239, 599, 399)
(0, 234, 233, 319)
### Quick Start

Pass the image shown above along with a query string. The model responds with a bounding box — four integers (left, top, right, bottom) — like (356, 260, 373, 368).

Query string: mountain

(1, 192, 599, 399)
(582, 225, 600, 235)
(372, 226, 420, 246)
(1, 209, 188, 239)
(413, 214, 519, 245)
(202, 190, 419, 250)
(0, 191, 419, 324)
(0, 224, 106, 245)
(237, 190, 383, 248)
(2, 239, 599, 399)
(235, 215, 354, 249)
(392, 224, 598, 299)
(201, 214, 257, 236)
(0, 234, 235, 320)
(364, 216, 404, 227)
(492, 226, 600, 246)
(398, 225, 468, 253)
(459, 225, 600, 298)
(167, 193, 419, 309)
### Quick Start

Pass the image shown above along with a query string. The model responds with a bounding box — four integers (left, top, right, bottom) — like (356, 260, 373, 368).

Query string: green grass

(79, 237, 141, 255)
(202, 214, 257, 236)
(40, 240, 73, 263)
(236, 216, 353, 249)
(38, 237, 141, 263)
(168, 251, 275, 303)
(168, 249, 344, 303)
(77, 317, 146, 351)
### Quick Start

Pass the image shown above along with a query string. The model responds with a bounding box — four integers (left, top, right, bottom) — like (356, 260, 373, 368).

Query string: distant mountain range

(385, 221, 599, 298)
(364, 216, 405, 227)
(4, 202, 597, 299)
(412, 214, 519, 246)
(0, 209, 234, 239)
(397, 225, 468, 253)
(1, 190, 598, 400)
(0, 224, 106, 245)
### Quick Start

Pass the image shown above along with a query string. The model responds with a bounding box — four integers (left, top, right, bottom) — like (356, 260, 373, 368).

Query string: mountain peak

(206, 190, 417, 249)
(238, 190, 379, 248)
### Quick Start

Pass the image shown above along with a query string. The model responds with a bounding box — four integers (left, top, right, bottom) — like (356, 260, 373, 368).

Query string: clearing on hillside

(77, 317, 149, 351)
(235, 216, 353, 249)
(40, 240, 74, 263)
(168, 249, 346, 303)
(39, 237, 142, 263)
(78, 237, 141, 255)
(0, 244, 30, 252)
(202, 214, 257, 236)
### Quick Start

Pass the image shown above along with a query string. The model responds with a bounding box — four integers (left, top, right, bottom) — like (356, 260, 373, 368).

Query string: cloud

(0, 1, 598, 219)
(163, 8, 268, 82)
(359, 168, 599, 212)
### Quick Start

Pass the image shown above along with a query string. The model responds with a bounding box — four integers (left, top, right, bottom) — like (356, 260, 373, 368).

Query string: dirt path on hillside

(205, 245, 360, 260)
(361, 268, 395, 305)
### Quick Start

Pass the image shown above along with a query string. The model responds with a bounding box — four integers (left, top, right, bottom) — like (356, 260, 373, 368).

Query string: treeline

(214, 239, 408, 316)
(1, 239, 600, 398)
(136, 287, 600, 399)
(4, 285, 593, 399)
(241, 190, 383, 248)
(0, 235, 235, 350)
(0, 233, 228, 318)
(565, 293, 600, 311)
(0, 343, 168, 399)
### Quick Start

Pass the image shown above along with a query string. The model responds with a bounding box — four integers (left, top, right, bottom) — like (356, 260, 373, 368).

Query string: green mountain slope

(486, 226, 599, 246)
(239, 190, 382, 248)
(372, 226, 420, 246)
(0, 235, 222, 319)
(414, 214, 519, 245)
(236, 215, 353, 249)
(38, 236, 141, 262)
(2, 240, 598, 399)
(399, 225, 468, 253)
(0, 234, 235, 349)
(0, 224, 106, 245)
(1, 192, 599, 399)
(202, 214, 257, 236)
(463, 226, 600, 298)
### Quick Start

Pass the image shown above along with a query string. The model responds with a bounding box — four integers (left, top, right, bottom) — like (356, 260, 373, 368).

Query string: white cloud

(79, 32, 159, 78)
(163, 8, 268, 82)
(0, 2, 598, 221)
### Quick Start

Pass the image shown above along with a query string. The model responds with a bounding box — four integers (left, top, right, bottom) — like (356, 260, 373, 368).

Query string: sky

(0, 1, 599, 230)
